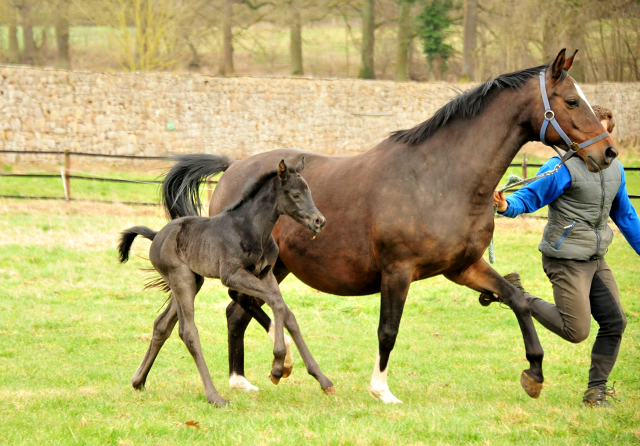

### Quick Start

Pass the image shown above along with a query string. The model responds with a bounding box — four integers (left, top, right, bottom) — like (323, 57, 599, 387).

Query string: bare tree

(359, 0, 375, 78)
(461, 0, 477, 81)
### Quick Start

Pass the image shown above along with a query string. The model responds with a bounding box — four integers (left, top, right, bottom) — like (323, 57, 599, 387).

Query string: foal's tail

(118, 226, 158, 263)
(162, 154, 236, 220)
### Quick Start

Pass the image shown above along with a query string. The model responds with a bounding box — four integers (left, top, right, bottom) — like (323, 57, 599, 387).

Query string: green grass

(0, 199, 639, 445)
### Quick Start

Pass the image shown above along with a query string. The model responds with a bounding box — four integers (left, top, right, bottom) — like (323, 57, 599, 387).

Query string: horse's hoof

(212, 398, 229, 407)
(269, 373, 281, 385)
(282, 366, 293, 379)
(520, 370, 543, 398)
(131, 381, 145, 391)
(322, 385, 336, 395)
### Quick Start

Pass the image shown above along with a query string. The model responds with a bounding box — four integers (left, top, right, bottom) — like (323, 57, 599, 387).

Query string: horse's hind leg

(132, 296, 178, 390)
(445, 258, 544, 398)
(173, 272, 227, 406)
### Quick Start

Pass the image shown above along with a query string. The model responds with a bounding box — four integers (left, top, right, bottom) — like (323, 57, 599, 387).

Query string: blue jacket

(500, 157, 640, 256)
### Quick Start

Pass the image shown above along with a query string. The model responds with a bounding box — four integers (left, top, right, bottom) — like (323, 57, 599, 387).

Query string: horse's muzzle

(605, 145, 618, 165)
(310, 214, 326, 234)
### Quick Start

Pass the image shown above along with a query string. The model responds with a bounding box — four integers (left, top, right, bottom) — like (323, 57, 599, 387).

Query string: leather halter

(538, 70, 610, 165)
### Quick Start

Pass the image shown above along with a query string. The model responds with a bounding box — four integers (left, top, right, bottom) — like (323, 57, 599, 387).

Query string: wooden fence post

(522, 151, 528, 179)
(64, 150, 71, 201)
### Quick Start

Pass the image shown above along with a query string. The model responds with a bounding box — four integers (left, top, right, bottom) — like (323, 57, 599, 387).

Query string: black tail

(118, 226, 158, 263)
(162, 154, 235, 219)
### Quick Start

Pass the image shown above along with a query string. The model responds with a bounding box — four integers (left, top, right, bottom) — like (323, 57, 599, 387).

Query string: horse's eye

(565, 99, 579, 107)
(291, 194, 301, 200)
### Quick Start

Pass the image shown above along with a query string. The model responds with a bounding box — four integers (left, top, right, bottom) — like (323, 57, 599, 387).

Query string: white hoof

(229, 373, 259, 392)
(369, 387, 403, 404)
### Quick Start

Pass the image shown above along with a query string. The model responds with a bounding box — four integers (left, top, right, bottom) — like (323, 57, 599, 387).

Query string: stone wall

(1, 65, 638, 161)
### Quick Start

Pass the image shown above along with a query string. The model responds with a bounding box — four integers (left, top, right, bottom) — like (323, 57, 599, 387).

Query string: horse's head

(276, 156, 326, 234)
(537, 49, 617, 172)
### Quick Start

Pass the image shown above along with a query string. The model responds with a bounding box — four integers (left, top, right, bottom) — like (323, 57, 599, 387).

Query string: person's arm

(498, 158, 572, 218)
(609, 165, 640, 255)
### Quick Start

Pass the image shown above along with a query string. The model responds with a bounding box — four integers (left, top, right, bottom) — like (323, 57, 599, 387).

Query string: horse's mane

(224, 169, 279, 212)
(391, 64, 560, 145)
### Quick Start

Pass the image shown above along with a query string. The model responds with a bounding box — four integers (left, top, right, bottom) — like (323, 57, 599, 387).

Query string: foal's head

(535, 49, 617, 171)
(276, 157, 325, 234)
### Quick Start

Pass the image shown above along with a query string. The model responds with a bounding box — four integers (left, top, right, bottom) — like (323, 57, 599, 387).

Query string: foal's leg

(131, 296, 179, 390)
(369, 266, 412, 404)
(280, 302, 335, 393)
(172, 271, 227, 406)
(445, 258, 544, 398)
(222, 269, 289, 383)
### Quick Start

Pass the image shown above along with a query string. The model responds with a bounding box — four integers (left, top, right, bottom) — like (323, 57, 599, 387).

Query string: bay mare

(119, 159, 334, 406)
(162, 50, 617, 403)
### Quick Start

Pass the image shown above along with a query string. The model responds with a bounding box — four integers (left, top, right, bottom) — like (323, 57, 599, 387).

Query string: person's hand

(493, 190, 508, 213)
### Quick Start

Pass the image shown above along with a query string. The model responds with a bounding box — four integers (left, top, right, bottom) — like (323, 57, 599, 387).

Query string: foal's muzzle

(309, 213, 326, 234)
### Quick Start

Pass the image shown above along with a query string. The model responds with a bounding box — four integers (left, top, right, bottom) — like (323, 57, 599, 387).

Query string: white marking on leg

(229, 372, 259, 392)
(368, 352, 403, 404)
(268, 322, 294, 370)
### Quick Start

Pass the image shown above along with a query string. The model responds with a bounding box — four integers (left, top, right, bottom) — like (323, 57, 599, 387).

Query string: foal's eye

(565, 99, 579, 107)
(291, 194, 301, 200)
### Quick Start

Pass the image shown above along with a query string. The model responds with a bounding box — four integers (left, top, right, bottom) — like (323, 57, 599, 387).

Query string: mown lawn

(0, 197, 638, 445)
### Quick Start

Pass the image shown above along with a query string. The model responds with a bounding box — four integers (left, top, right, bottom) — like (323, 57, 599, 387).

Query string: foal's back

(150, 215, 229, 280)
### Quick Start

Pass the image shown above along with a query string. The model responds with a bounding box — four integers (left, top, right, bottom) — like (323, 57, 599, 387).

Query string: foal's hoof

(269, 373, 281, 385)
(282, 365, 293, 379)
(520, 370, 543, 399)
(322, 385, 336, 395)
(212, 398, 229, 407)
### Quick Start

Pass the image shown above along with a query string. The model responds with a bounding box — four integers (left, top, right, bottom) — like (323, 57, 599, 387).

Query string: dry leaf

(80, 416, 88, 426)
(185, 420, 200, 428)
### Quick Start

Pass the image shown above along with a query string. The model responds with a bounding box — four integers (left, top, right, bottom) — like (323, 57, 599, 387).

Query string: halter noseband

(538, 70, 610, 164)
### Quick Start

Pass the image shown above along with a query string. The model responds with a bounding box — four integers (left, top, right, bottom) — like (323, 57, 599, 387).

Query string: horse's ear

(296, 156, 305, 173)
(278, 159, 289, 181)
(564, 49, 578, 72)
(551, 49, 567, 79)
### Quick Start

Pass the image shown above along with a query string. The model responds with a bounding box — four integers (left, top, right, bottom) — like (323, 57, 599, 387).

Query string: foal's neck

(239, 178, 281, 243)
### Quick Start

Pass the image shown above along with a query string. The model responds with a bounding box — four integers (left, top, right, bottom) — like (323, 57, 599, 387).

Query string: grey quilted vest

(538, 157, 622, 260)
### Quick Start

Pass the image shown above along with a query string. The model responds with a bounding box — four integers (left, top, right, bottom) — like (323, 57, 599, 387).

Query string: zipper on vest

(554, 220, 577, 249)
(593, 171, 606, 257)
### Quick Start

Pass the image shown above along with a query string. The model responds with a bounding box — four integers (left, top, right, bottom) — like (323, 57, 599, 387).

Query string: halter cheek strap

(538, 71, 610, 164)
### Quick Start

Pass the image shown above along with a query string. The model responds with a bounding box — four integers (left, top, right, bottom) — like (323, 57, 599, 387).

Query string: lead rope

(487, 160, 564, 264)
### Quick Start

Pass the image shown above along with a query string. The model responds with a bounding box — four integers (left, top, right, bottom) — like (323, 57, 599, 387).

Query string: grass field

(0, 169, 639, 444)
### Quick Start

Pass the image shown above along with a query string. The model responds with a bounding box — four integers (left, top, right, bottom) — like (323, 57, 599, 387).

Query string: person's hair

(592, 105, 615, 133)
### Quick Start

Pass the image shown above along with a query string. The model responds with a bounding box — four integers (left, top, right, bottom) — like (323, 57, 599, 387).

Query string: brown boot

(582, 384, 617, 408)
(478, 272, 524, 306)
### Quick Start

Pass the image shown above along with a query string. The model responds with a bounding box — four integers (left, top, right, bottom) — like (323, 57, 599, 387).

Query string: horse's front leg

(445, 258, 544, 398)
(222, 268, 288, 384)
(369, 266, 412, 404)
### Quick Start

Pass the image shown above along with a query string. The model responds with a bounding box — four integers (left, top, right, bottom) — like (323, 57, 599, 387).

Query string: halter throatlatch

(538, 70, 610, 165)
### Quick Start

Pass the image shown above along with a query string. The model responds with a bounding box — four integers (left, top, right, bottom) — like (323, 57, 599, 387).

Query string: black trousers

(525, 255, 627, 389)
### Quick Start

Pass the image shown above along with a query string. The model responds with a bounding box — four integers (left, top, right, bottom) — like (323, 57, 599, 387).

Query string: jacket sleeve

(609, 165, 640, 256)
(499, 158, 572, 218)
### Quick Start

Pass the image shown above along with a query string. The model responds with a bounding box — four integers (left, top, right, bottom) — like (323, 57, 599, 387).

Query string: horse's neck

(411, 88, 534, 192)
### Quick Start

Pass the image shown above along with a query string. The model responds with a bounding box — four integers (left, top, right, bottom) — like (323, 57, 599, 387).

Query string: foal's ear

(295, 155, 305, 173)
(564, 49, 578, 72)
(278, 159, 289, 181)
(551, 49, 567, 79)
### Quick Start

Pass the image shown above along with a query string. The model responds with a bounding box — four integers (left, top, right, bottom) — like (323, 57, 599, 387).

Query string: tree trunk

(461, 0, 477, 81)
(395, 0, 410, 81)
(219, 0, 235, 75)
(55, 2, 71, 69)
(289, 0, 303, 75)
(19, 3, 37, 66)
(358, 0, 375, 79)
(8, 17, 21, 64)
